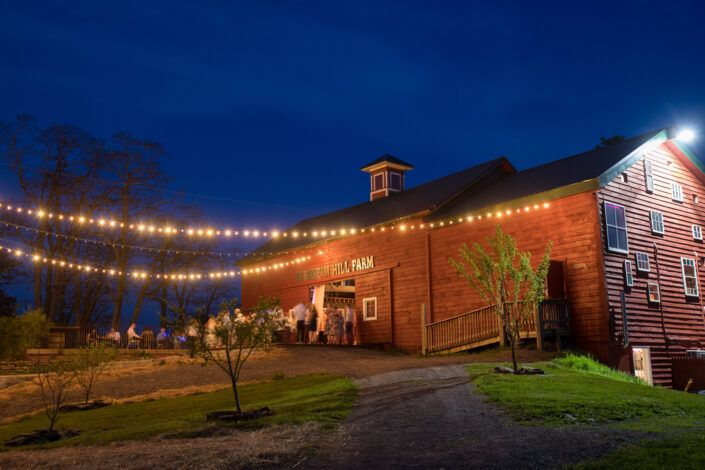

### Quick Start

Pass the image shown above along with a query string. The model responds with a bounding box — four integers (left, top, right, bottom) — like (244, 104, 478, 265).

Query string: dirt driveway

(305, 365, 643, 469)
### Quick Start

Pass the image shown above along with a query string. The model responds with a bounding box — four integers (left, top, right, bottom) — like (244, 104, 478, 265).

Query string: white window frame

(647, 283, 660, 303)
(635, 252, 650, 272)
(693, 225, 702, 240)
(362, 297, 377, 321)
(388, 171, 402, 190)
(672, 182, 683, 202)
(649, 210, 664, 234)
(624, 260, 634, 287)
(681, 257, 699, 297)
(644, 159, 653, 192)
(604, 202, 629, 254)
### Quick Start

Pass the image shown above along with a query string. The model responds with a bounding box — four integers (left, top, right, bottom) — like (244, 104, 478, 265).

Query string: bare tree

(35, 357, 74, 431)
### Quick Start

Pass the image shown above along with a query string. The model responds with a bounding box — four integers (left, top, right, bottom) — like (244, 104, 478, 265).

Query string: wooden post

(421, 303, 427, 355)
(535, 302, 544, 352)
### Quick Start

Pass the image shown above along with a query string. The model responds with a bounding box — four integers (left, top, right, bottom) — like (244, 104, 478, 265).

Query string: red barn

(238, 126, 705, 386)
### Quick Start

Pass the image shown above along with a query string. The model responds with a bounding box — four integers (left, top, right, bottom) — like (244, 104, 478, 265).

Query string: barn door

(546, 259, 566, 299)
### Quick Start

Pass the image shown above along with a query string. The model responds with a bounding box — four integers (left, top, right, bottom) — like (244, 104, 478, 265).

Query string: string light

(0, 243, 241, 282)
(0, 199, 554, 261)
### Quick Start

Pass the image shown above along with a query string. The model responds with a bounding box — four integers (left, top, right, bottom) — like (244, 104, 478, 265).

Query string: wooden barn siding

(240, 224, 430, 352)
(598, 144, 705, 386)
(427, 192, 609, 360)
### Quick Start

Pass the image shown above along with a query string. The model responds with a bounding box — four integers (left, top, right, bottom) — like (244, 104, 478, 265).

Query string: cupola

(360, 154, 414, 201)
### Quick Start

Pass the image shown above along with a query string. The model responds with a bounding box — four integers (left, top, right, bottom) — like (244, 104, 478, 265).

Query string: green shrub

(555, 352, 644, 384)
(0, 309, 51, 359)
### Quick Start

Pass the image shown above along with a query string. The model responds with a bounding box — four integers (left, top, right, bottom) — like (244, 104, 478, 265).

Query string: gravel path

(305, 365, 643, 470)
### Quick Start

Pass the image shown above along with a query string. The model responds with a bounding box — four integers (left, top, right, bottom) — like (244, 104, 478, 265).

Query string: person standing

(293, 300, 308, 343)
(307, 304, 318, 344)
(344, 305, 355, 345)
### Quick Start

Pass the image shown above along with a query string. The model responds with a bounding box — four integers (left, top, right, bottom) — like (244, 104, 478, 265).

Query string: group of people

(289, 300, 356, 345)
(86, 323, 175, 349)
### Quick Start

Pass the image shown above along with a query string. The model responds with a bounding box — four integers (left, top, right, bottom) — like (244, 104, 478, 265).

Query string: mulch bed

(206, 407, 275, 423)
(4, 428, 80, 447)
(59, 400, 111, 412)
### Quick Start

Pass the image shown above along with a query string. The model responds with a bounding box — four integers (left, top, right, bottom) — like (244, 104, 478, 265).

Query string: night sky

(2, 0, 705, 235)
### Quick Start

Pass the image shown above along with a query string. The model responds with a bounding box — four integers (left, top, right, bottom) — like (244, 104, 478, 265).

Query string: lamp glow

(677, 129, 695, 142)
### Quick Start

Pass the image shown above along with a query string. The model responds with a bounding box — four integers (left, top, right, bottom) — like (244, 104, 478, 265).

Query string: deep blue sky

(2, 0, 704, 231)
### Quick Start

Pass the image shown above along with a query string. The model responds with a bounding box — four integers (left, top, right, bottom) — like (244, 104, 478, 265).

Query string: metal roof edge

(424, 178, 600, 225)
(596, 129, 670, 187)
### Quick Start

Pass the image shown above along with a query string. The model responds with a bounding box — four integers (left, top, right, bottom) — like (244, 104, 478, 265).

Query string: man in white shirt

(107, 328, 120, 346)
(292, 300, 308, 343)
(127, 323, 140, 348)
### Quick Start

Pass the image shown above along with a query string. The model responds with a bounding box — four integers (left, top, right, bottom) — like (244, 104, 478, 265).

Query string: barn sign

(295, 255, 374, 282)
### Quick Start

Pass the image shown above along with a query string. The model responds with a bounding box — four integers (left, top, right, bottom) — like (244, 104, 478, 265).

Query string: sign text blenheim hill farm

(295, 255, 374, 282)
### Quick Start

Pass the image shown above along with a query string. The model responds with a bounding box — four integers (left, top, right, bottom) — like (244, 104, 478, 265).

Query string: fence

(671, 355, 705, 392)
(38, 323, 188, 350)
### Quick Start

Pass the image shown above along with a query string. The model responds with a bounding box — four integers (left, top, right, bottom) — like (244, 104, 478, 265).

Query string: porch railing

(423, 298, 570, 354)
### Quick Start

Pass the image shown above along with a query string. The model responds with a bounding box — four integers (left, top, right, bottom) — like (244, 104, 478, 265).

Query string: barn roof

(239, 126, 692, 265)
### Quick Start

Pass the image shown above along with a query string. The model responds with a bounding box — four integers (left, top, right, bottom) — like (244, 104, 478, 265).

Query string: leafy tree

(595, 135, 626, 149)
(0, 308, 51, 359)
(190, 296, 284, 413)
(449, 226, 552, 372)
(35, 357, 74, 431)
(69, 343, 119, 404)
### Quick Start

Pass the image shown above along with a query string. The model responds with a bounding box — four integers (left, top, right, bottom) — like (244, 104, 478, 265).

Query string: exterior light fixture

(677, 129, 695, 142)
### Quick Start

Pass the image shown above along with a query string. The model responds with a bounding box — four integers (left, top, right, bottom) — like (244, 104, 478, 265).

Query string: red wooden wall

(598, 144, 705, 385)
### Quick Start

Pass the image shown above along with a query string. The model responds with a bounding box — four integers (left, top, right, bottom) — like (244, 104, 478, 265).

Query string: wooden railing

(423, 299, 570, 354)
(538, 299, 571, 330)
(425, 305, 499, 353)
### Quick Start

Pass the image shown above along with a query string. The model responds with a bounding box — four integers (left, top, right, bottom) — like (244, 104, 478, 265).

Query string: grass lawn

(0, 373, 357, 450)
(467, 354, 705, 468)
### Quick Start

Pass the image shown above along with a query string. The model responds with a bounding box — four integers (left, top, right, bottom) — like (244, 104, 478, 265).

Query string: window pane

(605, 205, 616, 226)
(618, 229, 628, 250)
(614, 206, 626, 228)
(607, 227, 618, 248)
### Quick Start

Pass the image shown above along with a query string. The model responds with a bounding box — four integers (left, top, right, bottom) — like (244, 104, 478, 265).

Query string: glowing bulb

(543, 203, 549, 208)
(187, 229, 194, 235)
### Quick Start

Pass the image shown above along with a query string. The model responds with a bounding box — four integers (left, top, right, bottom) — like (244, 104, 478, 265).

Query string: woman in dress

(307, 304, 318, 344)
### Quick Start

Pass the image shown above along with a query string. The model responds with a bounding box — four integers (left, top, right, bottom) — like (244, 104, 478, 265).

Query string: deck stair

(421, 299, 570, 354)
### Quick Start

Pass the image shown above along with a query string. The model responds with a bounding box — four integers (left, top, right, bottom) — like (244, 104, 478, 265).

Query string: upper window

(373, 173, 384, 191)
(635, 252, 650, 272)
(644, 160, 653, 192)
(650, 210, 664, 234)
(363, 297, 377, 321)
(681, 258, 699, 297)
(672, 183, 683, 202)
(693, 225, 702, 241)
(389, 172, 402, 190)
(624, 260, 634, 287)
(648, 283, 661, 303)
(604, 202, 629, 253)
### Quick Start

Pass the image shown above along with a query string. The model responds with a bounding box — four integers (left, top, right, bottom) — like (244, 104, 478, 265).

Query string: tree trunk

(231, 375, 242, 413)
